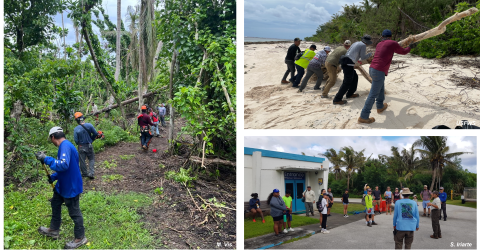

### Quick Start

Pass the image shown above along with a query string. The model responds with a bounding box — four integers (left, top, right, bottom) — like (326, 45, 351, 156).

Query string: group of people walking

(281, 30, 417, 124)
(137, 103, 167, 150)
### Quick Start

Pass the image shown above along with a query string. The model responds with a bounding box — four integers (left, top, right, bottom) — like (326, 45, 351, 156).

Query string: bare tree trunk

(81, 25, 127, 129)
(115, 0, 121, 81)
(168, 50, 177, 150)
(138, 0, 147, 110)
(62, 10, 66, 60)
(430, 164, 436, 191)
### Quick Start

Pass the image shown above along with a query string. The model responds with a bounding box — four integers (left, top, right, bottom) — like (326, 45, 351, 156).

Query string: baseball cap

(344, 40, 352, 45)
(440, 187, 444, 190)
(273, 189, 280, 193)
(361, 35, 373, 45)
(433, 191, 439, 195)
(424, 185, 427, 187)
(382, 29, 392, 37)
(310, 44, 317, 50)
(294, 37, 301, 42)
(307, 185, 311, 188)
(48, 126, 63, 141)
(324, 46, 331, 51)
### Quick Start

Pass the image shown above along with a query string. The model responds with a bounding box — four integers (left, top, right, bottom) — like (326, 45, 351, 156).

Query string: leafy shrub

(165, 168, 196, 186)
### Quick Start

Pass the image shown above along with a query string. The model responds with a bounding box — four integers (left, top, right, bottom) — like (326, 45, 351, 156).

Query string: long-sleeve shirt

(345, 41, 372, 66)
(439, 192, 447, 202)
(326, 46, 348, 67)
(158, 106, 166, 116)
(269, 196, 287, 217)
(310, 50, 328, 69)
(304, 190, 316, 203)
(393, 199, 420, 231)
(44, 140, 83, 198)
(285, 44, 301, 61)
(249, 198, 260, 209)
(370, 39, 411, 76)
(73, 123, 98, 145)
(138, 112, 154, 127)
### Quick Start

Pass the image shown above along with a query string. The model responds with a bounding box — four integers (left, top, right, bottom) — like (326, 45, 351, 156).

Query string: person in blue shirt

(249, 193, 265, 223)
(393, 188, 419, 249)
(157, 103, 167, 127)
(35, 126, 87, 249)
(439, 187, 448, 221)
(73, 112, 99, 179)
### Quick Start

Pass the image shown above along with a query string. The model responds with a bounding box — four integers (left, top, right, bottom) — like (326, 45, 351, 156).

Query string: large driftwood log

(189, 156, 236, 167)
(398, 7, 478, 47)
(90, 88, 165, 116)
(359, 7, 478, 85)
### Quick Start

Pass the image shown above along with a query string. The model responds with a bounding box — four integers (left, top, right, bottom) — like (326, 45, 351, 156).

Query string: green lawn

(329, 202, 366, 214)
(244, 214, 319, 239)
(4, 182, 161, 249)
(446, 200, 477, 208)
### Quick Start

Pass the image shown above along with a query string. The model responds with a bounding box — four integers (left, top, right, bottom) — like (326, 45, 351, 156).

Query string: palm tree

(338, 146, 366, 190)
(321, 148, 342, 180)
(414, 136, 472, 190)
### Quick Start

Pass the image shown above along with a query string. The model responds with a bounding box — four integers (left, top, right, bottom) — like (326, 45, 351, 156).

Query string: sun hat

(361, 35, 373, 45)
(402, 188, 413, 195)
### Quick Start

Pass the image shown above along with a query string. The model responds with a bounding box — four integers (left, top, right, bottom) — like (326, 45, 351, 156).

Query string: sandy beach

(244, 41, 480, 129)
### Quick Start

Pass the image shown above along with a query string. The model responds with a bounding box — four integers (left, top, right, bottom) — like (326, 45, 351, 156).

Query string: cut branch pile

(449, 74, 480, 90)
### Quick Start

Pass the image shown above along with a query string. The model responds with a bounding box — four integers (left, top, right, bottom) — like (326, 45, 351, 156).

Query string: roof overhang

(277, 165, 327, 172)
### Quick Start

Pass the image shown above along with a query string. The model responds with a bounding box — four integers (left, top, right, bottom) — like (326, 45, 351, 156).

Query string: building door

(284, 172, 305, 212)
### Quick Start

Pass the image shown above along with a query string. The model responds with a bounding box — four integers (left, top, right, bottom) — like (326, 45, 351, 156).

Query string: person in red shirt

(138, 105, 154, 150)
(147, 108, 160, 137)
(358, 29, 417, 124)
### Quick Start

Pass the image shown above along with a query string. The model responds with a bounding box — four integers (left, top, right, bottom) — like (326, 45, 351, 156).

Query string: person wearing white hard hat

(298, 46, 331, 92)
(35, 127, 87, 249)
(321, 40, 352, 98)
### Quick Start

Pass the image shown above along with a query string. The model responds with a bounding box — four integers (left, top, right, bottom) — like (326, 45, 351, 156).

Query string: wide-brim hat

(402, 188, 413, 195)
(362, 35, 373, 45)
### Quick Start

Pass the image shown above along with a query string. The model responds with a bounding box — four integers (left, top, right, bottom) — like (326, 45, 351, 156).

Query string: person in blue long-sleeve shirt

(73, 112, 99, 179)
(267, 189, 288, 237)
(439, 187, 448, 221)
(393, 188, 419, 249)
(35, 126, 87, 249)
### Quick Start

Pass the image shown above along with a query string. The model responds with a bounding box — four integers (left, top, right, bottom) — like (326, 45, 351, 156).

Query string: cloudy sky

(244, 0, 363, 39)
(244, 136, 477, 173)
(53, 0, 139, 49)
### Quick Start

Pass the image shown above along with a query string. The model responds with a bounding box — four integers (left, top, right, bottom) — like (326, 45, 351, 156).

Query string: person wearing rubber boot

(292, 44, 317, 88)
(73, 112, 99, 179)
(35, 127, 87, 249)
(358, 29, 416, 124)
(281, 38, 301, 84)
(138, 105, 154, 150)
(332, 35, 373, 105)
(298, 46, 331, 92)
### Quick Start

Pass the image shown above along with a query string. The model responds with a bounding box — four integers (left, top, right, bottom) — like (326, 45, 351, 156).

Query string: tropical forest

(4, 0, 236, 249)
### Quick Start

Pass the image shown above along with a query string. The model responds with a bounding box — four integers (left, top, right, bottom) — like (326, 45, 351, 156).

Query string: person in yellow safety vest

(292, 44, 317, 88)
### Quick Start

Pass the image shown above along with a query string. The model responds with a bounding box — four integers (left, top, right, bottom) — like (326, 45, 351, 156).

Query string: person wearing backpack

(73, 112, 99, 179)
(281, 38, 301, 84)
(292, 45, 317, 88)
(317, 189, 326, 227)
(320, 193, 330, 233)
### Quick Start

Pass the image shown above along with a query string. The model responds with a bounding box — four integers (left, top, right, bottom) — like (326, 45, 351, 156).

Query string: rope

(398, 7, 430, 31)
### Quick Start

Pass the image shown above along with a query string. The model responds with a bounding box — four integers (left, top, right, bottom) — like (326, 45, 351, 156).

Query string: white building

(244, 147, 329, 213)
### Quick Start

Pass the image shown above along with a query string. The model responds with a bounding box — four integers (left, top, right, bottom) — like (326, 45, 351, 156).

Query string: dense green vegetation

(4, 0, 236, 184)
(323, 137, 476, 198)
(306, 0, 480, 58)
(4, 182, 159, 249)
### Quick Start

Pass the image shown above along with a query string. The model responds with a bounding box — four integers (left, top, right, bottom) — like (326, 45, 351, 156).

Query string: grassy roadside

(4, 182, 161, 249)
(244, 215, 318, 239)
(446, 200, 477, 209)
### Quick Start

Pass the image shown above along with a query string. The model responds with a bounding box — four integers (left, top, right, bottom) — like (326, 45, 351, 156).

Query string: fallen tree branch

(189, 156, 236, 167)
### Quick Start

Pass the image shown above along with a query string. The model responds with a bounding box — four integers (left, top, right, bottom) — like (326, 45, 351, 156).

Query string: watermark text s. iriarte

(456, 120, 476, 126)
(451, 242, 473, 247)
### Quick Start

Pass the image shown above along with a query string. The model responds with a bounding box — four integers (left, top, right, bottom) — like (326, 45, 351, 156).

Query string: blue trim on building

(244, 147, 325, 163)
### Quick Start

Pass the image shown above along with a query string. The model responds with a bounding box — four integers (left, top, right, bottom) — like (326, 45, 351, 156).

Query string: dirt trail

(83, 121, 236, 249)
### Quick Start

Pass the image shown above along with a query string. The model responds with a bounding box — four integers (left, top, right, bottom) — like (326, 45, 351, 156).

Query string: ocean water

(245, 37, 290, 42)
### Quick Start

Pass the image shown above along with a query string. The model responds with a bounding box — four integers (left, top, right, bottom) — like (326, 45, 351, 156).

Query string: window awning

(277, 165, 326, 172)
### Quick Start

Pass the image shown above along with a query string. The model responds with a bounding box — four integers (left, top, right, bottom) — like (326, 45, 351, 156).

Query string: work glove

(409, 42, 418, 49)
(47, 176, 54, 184)
(35, 151, 47, 164)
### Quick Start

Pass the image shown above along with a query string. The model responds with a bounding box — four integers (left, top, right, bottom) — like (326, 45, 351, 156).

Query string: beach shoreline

(244, 41, 480, 129)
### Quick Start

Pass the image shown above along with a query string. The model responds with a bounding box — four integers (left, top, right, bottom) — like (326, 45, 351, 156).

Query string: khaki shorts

(373, 200, 381, 207)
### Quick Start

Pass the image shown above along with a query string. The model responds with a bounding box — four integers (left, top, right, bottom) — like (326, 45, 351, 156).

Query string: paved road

(269, 204, 476, 249)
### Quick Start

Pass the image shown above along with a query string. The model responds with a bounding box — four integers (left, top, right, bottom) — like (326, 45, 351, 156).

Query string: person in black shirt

(341, 189, 350, 218)
(281, 38, 301, 84)
(372, 186, 382, 214)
